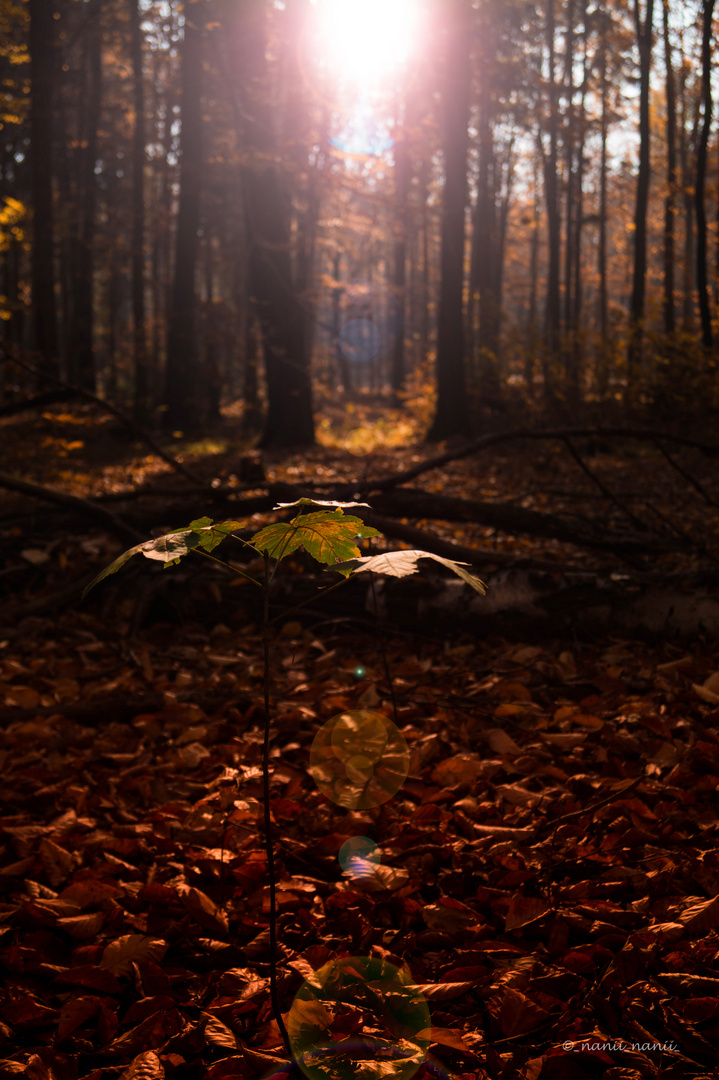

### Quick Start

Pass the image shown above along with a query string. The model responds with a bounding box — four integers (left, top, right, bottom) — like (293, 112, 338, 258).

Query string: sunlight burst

(313, 0, 422, 86)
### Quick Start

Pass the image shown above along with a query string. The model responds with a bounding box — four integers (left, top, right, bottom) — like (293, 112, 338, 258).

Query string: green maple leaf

(82, 518, 246, 598)
(251, 510, 381, 567)
(331, 549, 487, 593)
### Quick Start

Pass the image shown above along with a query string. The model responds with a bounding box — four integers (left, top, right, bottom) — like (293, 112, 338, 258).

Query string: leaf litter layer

(2, 607, 719, 1080)
(1, 417, 719, 1079)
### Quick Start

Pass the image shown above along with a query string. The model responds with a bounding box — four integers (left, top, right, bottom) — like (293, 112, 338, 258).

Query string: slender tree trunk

(626, 0, 654, 393)
(598, 37, 608, 359)
(427, 0, 471, 440)
(419, 159, 431, 368)
(695, 0, 715, 350)
(678, 58, 697, 331)
(542, 0, 561, 380)
(390, 115, 411, 400)
(471, 9, 501, 397)
(662, 0, 677, 335)
(563, 0, 576, 341)
(568, 2, 588, 406)
(28, 0, 58, 372)
(204, 231, 221, 422)
(165, 2, 203, 430)
(68, 0, 102, 392)
(526, 148, 540, 388)
(129, 0, 149, 420)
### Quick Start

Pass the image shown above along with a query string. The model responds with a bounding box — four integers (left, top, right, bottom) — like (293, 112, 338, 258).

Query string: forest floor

(1, 402, 719, 1080)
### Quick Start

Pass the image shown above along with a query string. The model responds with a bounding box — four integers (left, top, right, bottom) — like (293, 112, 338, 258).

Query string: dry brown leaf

(100, 935, 168, 977)
(505, 896, 552, 931)
(431, 753, 484, 786)
(118, 1052, 165, 1080)
(486, 728, 522, 755)
(678, 894, 719, 935)
(178, 885, 229, 934)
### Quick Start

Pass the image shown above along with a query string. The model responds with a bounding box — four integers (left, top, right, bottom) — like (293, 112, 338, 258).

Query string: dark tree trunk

(28, 0, 58, 372)
(129, 0, 149, 420)
(165, 2, 203, 431)
(542, 0, 561, 367)
(695, 0, 716, 350)
(471, 9, 501, 397)
(598, 33, 609, 362)
(563, 0, 576, 342)
(222, 0, 314, 447)
(67, 0, 102, 392)
(626, 0, 654, 391)
(427, 0, 471, 440)
(390, 115, 411, 401)
(526, 149, 541, 387)
(662, 0, 677, 336)
(678, 60, 698, 332)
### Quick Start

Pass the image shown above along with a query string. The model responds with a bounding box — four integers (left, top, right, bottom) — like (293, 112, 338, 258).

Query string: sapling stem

(262, 551, 292, 1058)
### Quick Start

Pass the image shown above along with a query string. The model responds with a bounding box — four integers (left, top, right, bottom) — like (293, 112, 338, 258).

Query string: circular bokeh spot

(338, 836, 381, 877)
(339, 318, 382, 363)
(287, 956, 430, 1080)
(344, 430, 376, 457)
(309, 710, 410, 809)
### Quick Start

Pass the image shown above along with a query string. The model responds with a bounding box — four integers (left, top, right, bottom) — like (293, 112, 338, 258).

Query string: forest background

(0, 0, 718, 443)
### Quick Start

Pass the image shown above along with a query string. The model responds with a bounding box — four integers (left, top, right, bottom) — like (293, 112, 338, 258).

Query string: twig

(535, 776, 642, 837)
(652, 438, 719, 510)
(261, 552, 293, 1059)
(644, 501, 719, 566)
(560, 436, 651, 535)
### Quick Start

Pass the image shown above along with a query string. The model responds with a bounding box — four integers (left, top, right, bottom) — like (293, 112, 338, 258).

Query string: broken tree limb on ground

(340, 426, 719, 496)
(359, 488, 678, 556)
(0, 470, 143, 544)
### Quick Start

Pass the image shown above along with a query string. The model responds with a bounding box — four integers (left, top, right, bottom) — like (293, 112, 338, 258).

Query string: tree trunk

(129, 0, 149, 421)
(67, 0, 102, 392)
(695, 0, 716, 350)
(427, 0, 471, 440)
(164, 1, 203, 431)
(597, 32, 609, 369)
(626, 0, 654, 392)
(471, 9, 501, 398)
(390, 112, 411, 401)
(222, 0, 314, 447)
(661, 0, 677, 336)
(541, 0, 561, 400)
(28, 0, 58, 372)
(678, 60, 698, 332)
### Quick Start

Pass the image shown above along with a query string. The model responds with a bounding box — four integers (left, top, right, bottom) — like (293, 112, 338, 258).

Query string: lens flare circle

(287, 956, 430, 1080)
(339, 318, 382, 363)
(338, 835, 381, 876)
(309, 710, 410, 809)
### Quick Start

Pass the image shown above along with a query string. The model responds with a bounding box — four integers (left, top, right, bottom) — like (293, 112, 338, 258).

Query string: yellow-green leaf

(251, 511, 381, 566)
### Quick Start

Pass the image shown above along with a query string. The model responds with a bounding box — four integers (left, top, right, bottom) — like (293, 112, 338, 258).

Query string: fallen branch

(535, 776, 643, 837)
(652, 438, 719, 510)
(0, 470, 142, 544)
(0, 689, 252, 728)
(354, 510, 582, 573)
(364, 488, 673, 556)
(344, 427, 719, 496)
